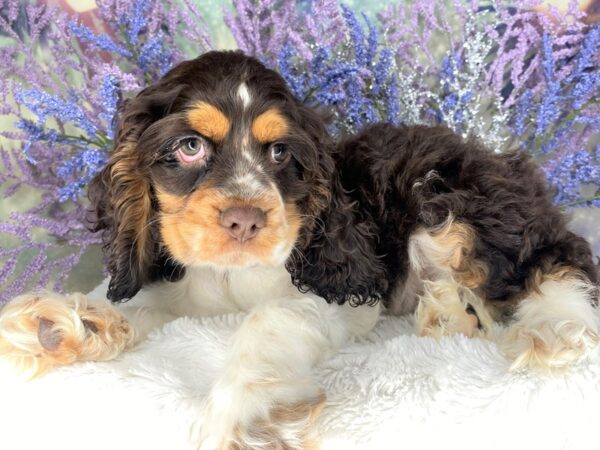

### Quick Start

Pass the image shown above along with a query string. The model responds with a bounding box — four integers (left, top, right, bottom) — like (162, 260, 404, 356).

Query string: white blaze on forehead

(240, 149, 265, 172)
(237, 82, 251, 109)
(242, 150, 253, 162)
(231, 83, 267, 196)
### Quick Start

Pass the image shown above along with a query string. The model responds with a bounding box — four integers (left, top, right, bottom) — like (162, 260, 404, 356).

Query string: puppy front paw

(195, 381, 325, 450)
(0, 292, 135, 377)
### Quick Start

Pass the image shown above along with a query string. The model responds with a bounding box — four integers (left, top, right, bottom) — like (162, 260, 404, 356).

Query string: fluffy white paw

(194, 380, 325, 450)
(502, 319, 599, 373)
(0, 292, 135, 377)
(502, 276, 600, 373)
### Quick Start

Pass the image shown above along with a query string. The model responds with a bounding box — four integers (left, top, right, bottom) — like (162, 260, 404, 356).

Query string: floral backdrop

(0, 0, 599, 303)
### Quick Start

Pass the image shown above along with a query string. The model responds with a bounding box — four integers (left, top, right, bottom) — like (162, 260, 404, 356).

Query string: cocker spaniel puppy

(0, 50, 598, 448)
(0, 51, 379, 449)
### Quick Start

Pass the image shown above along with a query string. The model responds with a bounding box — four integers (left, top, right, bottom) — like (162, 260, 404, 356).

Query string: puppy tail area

(501, 269, 599, 373)
(0, 292, 136, 378)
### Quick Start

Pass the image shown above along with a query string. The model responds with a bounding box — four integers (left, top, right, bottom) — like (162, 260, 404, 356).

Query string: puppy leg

(196, 295, 355, 450)
(415, 279, 493, 339)
(0, 292, 136, 378)
(408, 221, 493, 339)
(502, 274, 599, 373)
(407, 218, 599, 371)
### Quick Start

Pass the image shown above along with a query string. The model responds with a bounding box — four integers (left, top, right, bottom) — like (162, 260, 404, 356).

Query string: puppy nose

(219, 207, 267, 243)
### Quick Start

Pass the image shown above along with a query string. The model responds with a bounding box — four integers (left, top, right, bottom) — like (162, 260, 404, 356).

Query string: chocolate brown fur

(289, 123, 599, 308)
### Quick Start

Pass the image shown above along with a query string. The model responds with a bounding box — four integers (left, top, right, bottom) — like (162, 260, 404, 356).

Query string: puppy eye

(269, 143, 289, 164)
(175, 137, 206, 164)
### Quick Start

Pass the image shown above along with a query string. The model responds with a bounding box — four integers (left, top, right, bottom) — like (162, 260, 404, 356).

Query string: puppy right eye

(175, 137, 206, 164)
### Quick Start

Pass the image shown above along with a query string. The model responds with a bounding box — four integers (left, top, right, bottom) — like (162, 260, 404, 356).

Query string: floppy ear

(290, 104, 336, 246)
(286, 104, 388, 305)
(88, 85, 185, 302)
(287, 171, 388, 306)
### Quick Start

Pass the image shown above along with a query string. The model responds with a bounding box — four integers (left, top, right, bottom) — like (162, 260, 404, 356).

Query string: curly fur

(287, 171, 388, 306)
(292, 122, 599, 311)
(88, 81, 187, 302)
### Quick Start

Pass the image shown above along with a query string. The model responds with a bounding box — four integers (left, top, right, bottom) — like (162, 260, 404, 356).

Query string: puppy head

(89, 51, 334, 302)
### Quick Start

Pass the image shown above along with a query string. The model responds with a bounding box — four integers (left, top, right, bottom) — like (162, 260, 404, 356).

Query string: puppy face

(89, 51, 333, 301)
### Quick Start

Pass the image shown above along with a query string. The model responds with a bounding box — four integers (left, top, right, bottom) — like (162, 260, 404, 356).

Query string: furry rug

(1, 284, 600, 450)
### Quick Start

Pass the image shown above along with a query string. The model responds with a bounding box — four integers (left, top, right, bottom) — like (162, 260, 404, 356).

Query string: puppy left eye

(176, 137, 206, 164)
(269, 143, 289, 164)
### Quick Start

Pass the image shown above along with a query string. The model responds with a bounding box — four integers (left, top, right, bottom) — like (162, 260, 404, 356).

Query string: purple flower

(535, 34, 562, 135)
(67, 21, 131, 57)
(341, 5, 367, 67)
(386, 77, 400, 124)
(544, 147, 600, 207)
(138, 34, 173, 76)
(98, 74, 120, 140)
(514, 90, 533, 136)
(14, 119, 67, 161)
(15, 87, 98, 137)
(569, 25, 600, 109)
(277, 43, 308, 99)
(127, 0, 151, 45)
(373, 48, 392, 96)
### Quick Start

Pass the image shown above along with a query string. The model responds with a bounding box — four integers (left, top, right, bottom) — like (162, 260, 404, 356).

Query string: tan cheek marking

(157, 185, 221, 264)
(187, 102, 230, 141)
(251, 109, 289, 143)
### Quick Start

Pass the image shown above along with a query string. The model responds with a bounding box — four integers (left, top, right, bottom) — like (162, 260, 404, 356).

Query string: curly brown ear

(88, 141, 152, 302)
(291, 103, 336, 247)
(88, 84, 185, 302)
(286, 103, 388, 305)
(287, 171, 388, 306)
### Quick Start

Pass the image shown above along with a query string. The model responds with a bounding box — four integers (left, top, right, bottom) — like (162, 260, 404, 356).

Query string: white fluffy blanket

(1, 305, 600, 450)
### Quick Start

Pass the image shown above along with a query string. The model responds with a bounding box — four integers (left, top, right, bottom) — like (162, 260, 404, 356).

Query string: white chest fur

(89, 264, 300, 320)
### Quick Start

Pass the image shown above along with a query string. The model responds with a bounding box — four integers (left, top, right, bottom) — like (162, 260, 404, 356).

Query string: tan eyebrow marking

(186, 102, 230, 141)
(251, 109, 289, 143)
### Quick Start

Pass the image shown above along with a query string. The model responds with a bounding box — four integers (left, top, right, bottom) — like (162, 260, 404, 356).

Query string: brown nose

(219, 207, 267, 243)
